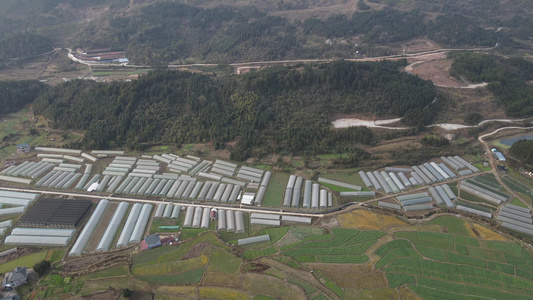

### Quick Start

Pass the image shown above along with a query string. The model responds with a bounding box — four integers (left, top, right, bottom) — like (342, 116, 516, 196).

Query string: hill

(0, 0, 532, 65)
(31, 60, 436, 159)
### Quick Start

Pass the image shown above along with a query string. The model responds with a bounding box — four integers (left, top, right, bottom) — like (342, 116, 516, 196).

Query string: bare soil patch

(435, 88, 506, 123)
(403, 39, 441, 53)
(407, 58, 466, 87)
(63, 255, 105, 272)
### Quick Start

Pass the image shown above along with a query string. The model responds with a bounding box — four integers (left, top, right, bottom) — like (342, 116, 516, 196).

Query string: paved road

(67, 45, 497, 69)
(0, 186, 324, 218)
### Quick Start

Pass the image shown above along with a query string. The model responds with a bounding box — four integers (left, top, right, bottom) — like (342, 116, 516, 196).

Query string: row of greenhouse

(247, 171, 271, 206)
(0, 190, 40, 217)
(0, 219, 13, 236)
(68, 200, 153, 255)
(359, 156, 479, 195)
(281, 176, 334, 209)
(498, 203, 533, 235)
(3, 148, 277, 208)
(378, 184, 457, 212)
(154, 203, 182, 219)
(235, 165, 265, 183)
(459, 180, 510, 205)
(182, 206, 244, 231)
(250, 212, 312, 226)
(5, 228, 75, 246)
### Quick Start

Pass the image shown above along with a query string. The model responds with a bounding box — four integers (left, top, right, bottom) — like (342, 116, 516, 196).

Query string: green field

(0, 251, 47, 273)
(138, 267, 205, 284)
(503, 176, 533, 204)
(510, 198, 529, 208)
(319, 172, 366, 188)
(459, 190, 498, 208)
(282, 228, 384, 263)
(377, 221, 533, 299)
(428, 216, 471, 236)
(261, 172, 289, 207)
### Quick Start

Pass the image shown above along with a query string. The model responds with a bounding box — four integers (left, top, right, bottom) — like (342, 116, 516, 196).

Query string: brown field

(471, 223, 507, 241)
(312, 264, 388, 289)
(202, 271, 242, 288)
(198, 287, 251, 300)
(337, 209, 408, 231)
(242, 273, 305, 299)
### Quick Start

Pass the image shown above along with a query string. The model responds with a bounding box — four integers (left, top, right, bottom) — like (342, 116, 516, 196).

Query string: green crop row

(428, 216, 472, 236)
(287, 277, 317, 295)
(49, 249, 65, 264)
(137, 267, 204, 285)
(242, 246, 278, 260)
(343, 230, 386, 245)
(385, 257, 533, 293)
(394, 231, 455, 251)
(376, 248, 422, 269)
(455, 200, 493, 213)
(284, 240, 376, 257)
(454, 235, 480, 247)
(316, 255, 368, 264)
(374, 239, 413, 257)
(386, 273, 415, 288)
(476, 173, 501, 185)
(502, 178, 533, 201)
(313, 270, 344, 298)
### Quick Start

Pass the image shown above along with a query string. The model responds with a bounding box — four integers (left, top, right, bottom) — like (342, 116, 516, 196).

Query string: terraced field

(8, 208, 533, 299)
(375, 222, 533, 299)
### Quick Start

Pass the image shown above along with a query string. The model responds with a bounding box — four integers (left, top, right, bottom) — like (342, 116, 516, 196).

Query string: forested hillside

(449, 52, 533, 117)
(0, 80, 46, 117)
(0, 33, 53, 60)
(510, 140, 533, 165)
(32, 60, 435, 159)
(0, 0, 530, 64)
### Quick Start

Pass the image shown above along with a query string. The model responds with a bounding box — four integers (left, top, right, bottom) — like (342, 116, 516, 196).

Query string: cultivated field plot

(503, 175, 533, 204)
(280, 228, 385, 264)
(375, 216, 533, 299)
(260, 172, 289, 207)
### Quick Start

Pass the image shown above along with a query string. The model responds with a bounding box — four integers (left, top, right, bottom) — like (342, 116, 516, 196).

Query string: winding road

(478, 126, 533, 210)
(333, 117, 529, 131)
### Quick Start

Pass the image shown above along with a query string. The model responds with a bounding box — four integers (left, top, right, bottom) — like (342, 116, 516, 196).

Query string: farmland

(4, 206, 533, 299)
(375, 218, 533, 299)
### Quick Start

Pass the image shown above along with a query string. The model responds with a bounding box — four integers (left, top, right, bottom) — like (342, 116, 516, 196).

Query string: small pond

(500, 134, 533, 146)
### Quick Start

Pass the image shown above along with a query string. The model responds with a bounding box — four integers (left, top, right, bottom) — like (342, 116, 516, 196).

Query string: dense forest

(449, 52, 533, 117)
(0, 33, 53, 60)
(0, 80, 46, 117)
(510, 140, 533, 166)
(0, 0, 526, 64)
(31, 60, 435, 159)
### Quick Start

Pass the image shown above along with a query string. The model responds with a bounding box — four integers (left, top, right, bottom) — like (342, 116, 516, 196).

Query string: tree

(122, 288, 132, 298)
(464, 113, 483, 125)
(357, 0, 371, 11)
(33, 260, 51, 277)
